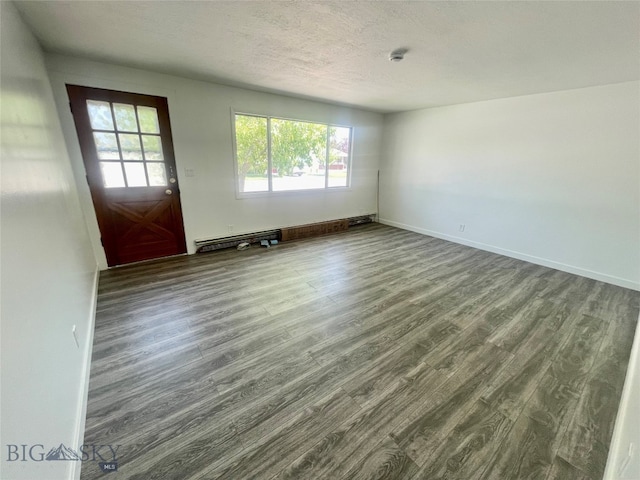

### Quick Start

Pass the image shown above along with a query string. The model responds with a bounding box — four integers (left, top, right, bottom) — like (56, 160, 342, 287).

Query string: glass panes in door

(86, 100, 167, 188)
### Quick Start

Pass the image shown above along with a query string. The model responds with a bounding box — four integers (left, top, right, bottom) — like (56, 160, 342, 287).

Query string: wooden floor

(80, 224, 639, 480)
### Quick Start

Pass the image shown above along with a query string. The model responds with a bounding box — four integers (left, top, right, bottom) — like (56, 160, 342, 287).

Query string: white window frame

(231, 110, 353, 198)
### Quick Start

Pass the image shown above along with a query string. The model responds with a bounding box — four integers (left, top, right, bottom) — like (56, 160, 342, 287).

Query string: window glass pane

(87, 100, 114, 130)
(328, 126, 351, 188)
(137, 106, 160, 133)
(118, 134, 143, 160)
(271, 119, 327, 191)
(124, 162, 147, 187)
(113, 103, 138, 132)
(235, 114, 268, 193)
(93, 132, 120, 160)
(100, 162, 125, 188)
(147, 162, 167, 186)
(141, 135, 164, 160)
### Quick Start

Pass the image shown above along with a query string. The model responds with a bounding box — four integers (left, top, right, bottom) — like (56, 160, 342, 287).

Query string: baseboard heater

(195, 229, 279, 253)
(195, 214, 375, 253)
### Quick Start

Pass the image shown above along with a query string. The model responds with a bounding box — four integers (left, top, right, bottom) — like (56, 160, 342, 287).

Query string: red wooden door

(67, 85, 187, 267)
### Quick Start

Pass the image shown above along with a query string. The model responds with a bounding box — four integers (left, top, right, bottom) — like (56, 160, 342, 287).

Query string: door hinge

(85, 175, 90, 186)
(100, 237, 104, 246)
(69, 102, 73, 114)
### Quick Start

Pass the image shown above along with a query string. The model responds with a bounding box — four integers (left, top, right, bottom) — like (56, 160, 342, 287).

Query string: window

(86, 100, 167, 188)
(234, 113, 352, 194)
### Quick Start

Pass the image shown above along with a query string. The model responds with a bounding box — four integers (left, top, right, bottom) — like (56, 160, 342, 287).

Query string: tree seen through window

(234, 114, 351, 193)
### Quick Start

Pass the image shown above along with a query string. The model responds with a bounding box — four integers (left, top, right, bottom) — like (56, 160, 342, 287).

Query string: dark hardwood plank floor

(80, 224, 639, 480)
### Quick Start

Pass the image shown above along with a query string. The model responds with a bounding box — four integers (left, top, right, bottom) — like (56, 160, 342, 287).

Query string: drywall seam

(379, 219, 639, 291)
(70, 267, 99, 480)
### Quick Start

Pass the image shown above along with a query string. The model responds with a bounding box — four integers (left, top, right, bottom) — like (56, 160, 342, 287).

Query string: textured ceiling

(14, 1, 640, 113)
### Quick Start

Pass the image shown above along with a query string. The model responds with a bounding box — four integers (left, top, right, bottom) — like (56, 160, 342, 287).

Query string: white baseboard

(70, 267, 99, 480)
(378, 219, 639, 291)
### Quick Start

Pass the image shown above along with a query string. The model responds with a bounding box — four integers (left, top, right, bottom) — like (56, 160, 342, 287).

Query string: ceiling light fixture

(389, 48, 407, 62)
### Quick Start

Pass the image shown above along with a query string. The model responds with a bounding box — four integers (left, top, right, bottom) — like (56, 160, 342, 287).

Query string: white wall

(0, 3, 98, 480)
(45, 55, 384, 269)
(605, 312, 640, 480)
(380, 82, 640, 290)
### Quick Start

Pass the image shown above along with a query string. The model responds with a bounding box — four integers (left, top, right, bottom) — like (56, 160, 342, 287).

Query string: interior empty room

(1, 1, 639, 479)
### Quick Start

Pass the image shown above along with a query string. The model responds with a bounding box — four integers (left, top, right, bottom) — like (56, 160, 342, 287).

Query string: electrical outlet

(184, 168, 196, 177)
(459, 224, 466, 232)
(72, 325, 79, 349)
